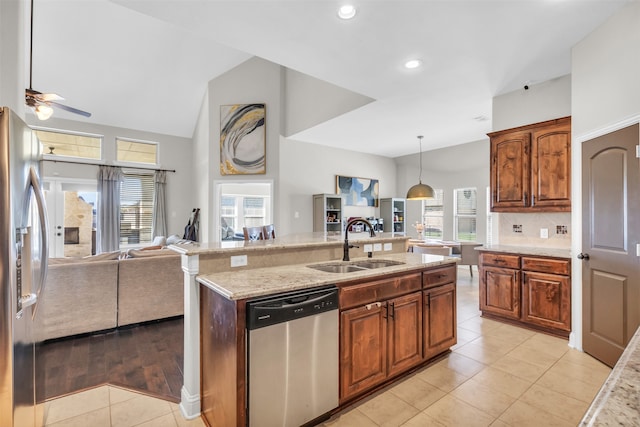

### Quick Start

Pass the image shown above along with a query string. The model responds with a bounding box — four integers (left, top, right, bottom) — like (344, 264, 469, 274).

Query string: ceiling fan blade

(38, 93, 64, 102)
(49, 101, 92, 118)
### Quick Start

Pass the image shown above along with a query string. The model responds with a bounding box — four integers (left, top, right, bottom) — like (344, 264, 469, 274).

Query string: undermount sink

(307, 259, 405, 274)
(307, 263, 367, 273)
(352, 259, 405, 269)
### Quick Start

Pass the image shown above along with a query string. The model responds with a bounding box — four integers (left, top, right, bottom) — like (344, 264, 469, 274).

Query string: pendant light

(406, 135, 435, 200)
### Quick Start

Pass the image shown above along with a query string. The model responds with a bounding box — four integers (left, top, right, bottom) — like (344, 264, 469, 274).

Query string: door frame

(571, 114, 640, 351)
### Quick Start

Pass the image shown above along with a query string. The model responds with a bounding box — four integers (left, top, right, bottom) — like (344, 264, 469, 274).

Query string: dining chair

(262, 224, 276, 240)
(243, 226, 264, 241)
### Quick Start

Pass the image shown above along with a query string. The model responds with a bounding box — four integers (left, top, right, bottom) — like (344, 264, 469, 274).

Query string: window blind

(120, 172, 155, 245)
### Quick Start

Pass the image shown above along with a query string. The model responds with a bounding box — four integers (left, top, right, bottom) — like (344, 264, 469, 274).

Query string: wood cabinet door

(424, 283, 457, 359)
(531, 120, 571, 211)
(490, 131, 531, 211)
(340, 303, 387, 402)
(387, 292, 423, 377)
(480, 266, 521, 319)
(522, 272, 571, 332)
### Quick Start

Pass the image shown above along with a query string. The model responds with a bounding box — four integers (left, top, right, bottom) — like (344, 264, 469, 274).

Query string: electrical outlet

(540, 228, 549, 239)
(556, 225, 568, 235)
(230, 255, 247, 267)
(373, 243, 382, 252)
(513, 225, 522, 233)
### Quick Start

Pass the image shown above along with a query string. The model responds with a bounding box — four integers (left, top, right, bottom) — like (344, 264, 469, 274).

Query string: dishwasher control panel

(246, 286, 338, 330)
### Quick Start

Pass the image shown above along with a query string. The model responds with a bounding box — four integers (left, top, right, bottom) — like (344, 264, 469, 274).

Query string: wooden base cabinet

(339, 266, 456, 403)
(424, 283, 457, 359)
(479, 252, 571, 337)
(340, 302, 387, 400)
(340, 290, 423, 402)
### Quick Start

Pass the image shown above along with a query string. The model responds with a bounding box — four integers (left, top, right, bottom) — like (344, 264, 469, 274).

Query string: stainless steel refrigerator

(0, 107, 49, 427)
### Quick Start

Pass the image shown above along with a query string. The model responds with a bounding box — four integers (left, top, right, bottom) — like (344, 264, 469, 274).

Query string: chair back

(243, 226, 264, 241)
(413, 245, 452, 256)
(262, 224, 276, 240)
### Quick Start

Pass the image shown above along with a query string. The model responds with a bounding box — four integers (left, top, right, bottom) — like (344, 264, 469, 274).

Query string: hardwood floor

(37, 316, 183, 403)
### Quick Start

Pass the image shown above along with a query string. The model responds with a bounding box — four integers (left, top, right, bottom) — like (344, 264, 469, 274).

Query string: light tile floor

(45, 266, 611, 427)
(323, 266, 612, 427)
(43, 385, 205, 427)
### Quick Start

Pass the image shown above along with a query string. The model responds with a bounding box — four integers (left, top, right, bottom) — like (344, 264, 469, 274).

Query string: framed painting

(220, 103, 266, 175)
(336, 175, 379, 207)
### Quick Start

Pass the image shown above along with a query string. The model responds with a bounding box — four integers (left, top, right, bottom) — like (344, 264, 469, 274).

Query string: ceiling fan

(25, 0, 91, 120)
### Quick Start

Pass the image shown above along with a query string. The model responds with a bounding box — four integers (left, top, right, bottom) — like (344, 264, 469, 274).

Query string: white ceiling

(28, 0, 631, 158)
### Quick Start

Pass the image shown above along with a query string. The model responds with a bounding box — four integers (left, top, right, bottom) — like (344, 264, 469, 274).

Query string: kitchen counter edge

(197, 253, 458, 300)
(476, 244, 571, 259)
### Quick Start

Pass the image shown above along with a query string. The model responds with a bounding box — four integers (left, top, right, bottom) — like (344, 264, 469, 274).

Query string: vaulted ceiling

(28, 0, 631, 157)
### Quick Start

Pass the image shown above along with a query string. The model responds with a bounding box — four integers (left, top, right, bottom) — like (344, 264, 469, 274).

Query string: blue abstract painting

(336, 175, 379, 207)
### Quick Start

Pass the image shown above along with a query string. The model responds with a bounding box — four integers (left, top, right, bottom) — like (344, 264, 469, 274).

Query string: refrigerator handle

(27, 167, 49, 305)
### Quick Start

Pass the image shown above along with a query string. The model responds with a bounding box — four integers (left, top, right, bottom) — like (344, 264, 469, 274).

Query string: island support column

(179, 253, 200, 419)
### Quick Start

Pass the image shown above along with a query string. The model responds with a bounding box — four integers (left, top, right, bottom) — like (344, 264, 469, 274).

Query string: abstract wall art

(220, 103, 266, 175)
(336, 175, 379, 207)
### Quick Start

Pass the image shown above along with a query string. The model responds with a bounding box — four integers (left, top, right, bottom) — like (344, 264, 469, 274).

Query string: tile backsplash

(497, 212, 571, 249)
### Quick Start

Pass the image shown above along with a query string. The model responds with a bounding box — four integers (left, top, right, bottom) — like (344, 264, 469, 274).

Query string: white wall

(192, 91, 211, 242)
(492, 74, 571, 131)
(395, 139, 490, 242)
(279, 138, 397, 235)
(570, 0, 640, 350)
(32, 117, 194, 237)
(0, 0, 26, 115)
(203, 57, 282, 242)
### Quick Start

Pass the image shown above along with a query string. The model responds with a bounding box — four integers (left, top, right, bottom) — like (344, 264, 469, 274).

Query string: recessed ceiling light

(338, 5, 356, 20)
(404, 59, 422, 69)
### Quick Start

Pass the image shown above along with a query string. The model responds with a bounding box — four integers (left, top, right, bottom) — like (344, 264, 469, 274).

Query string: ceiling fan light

(34, 104, 53, 120)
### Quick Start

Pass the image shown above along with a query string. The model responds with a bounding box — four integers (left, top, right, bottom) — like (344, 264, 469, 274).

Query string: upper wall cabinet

(488, 117, 571, 212)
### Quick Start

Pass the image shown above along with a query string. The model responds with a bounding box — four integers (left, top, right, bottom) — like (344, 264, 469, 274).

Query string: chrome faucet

(343, 217, 376, 261)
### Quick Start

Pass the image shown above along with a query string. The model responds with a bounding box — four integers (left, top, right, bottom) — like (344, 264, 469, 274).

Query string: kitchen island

(170, 232, 459, 425)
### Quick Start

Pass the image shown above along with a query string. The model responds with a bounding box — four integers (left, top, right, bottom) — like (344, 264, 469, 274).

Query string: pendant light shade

(406, 135, 435, 200)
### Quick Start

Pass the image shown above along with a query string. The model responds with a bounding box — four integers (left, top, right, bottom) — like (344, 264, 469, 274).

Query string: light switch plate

(230, 255, 247, 267)
(383, 243, 392, 251)
(373, 243, 382, 252)
(364, 244, 373, 252)
(540, 228, 549, 239)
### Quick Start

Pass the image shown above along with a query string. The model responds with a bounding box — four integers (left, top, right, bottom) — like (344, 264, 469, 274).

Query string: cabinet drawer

(339, 273, 422, 310)
(422, 266, 456, 289)
(522, 257, 570, 275)
(480, 253, 520, 269)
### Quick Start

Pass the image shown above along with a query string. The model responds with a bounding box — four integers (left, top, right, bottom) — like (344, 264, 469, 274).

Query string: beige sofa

(37, 249, 183, 341)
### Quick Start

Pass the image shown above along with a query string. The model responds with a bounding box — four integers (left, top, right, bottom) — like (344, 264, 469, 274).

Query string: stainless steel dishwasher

(246, 286, 339, 427)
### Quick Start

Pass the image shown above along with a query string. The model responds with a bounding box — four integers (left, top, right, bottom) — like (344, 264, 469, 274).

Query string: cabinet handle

(531, 194, 535, 206)
(389, 302, 395, 319)
(365, 302, 382, 311)
(437, 274, 447, 279)
(425, 294, 430, 307)
(523, 192, 528, 207)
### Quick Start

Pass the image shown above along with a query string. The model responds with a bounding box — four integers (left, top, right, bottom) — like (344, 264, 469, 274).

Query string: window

(116, 138, 158, 165)
(120, 172, 155, 246)
(35, 129, 102, 160)
(217, 182, 272, 241)
(422, 189, 444, 239)
(454, 188, 477, 241)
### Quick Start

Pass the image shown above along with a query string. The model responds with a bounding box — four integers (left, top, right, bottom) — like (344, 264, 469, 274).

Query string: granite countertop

(197, 252, 458, 300)
(580, 326, 640, 425)
(476, 244, 571, 259)
(170, 232, 408, 256)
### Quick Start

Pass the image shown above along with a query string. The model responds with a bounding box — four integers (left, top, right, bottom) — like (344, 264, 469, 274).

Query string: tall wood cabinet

(479, 251, 571, 337)
(488, 117, 571, 212)
(313, 193, 344, 234)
